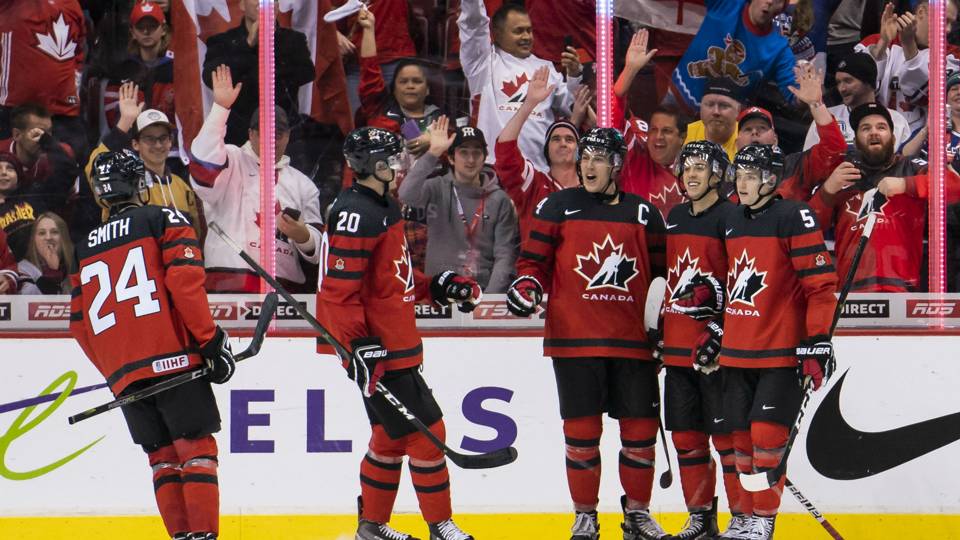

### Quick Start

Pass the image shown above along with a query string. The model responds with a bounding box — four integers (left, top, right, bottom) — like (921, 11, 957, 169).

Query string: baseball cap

(450, 126, 488, 153)
(849, 102, 893, 132)
(836, 52, 878, 89)
(737, 106, 774, 129)
(135, 109, 174, 133)
(702, 78, 740, 102)
(249, 106, 290, 133)
(130, 1, 165, 26)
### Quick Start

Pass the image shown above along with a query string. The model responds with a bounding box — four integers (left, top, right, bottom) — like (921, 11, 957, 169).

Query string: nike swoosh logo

(666, 223, 679, 229)
(565, 209, 582, 216)
(761, 405, 775, 410)
(725, 228, 734, 235)
(383, 217, 389, 227)
(713, 418, 724, 424)
(807, 370, 960, 480)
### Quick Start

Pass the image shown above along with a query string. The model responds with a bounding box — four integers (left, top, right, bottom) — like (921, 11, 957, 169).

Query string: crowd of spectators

(0, 0, 958, 299)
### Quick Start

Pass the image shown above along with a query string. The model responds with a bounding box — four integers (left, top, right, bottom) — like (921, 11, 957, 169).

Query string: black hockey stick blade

(657, 417, 673, 488)
(68, 290, 279, 425)
(208, 221, 519, 470)
(740, 210, 879, 491)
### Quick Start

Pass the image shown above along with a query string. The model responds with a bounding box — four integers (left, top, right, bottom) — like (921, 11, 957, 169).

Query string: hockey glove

(506, 275, 543, 317)
(200, 326, 236, 385)
(692, 320, 723, 375)
(673, 275, 725, 321)
(348, 337, 387, 398)
(430, 270, 483, 313)
(796, 338, 835, 391)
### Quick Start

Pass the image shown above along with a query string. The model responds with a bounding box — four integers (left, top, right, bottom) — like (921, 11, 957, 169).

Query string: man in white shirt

(803, 51, 911, 151)
(458, 0, 582, 171)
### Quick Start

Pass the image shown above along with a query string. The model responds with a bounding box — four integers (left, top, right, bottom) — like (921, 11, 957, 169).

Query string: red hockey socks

(751, 421, 789, 517)
(712, 433, 745, 514)
(361, 425, 406, 523)
(731, 430, 755, 516)
(619, 417, 658, 510)
(672, 430, 715, 512)
(563, 415, 603, 511)
(174, 435, 220, 535)
(147, 444, 188, 537)
(406, 421, 452, 524)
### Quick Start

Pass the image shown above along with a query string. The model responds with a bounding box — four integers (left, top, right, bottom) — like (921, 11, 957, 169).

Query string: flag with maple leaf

(171, 0, 351, 152)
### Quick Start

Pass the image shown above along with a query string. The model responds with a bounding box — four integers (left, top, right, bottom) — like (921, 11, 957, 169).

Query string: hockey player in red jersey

(660, 140, 749, 539)
(316, 127, 482, 540)
(713, 144, 838, 539)
(506, 128, 668, 540)
(70, 151, 236, 540)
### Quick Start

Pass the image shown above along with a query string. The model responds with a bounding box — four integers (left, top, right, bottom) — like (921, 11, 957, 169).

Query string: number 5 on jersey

(80, 246, 160, 335)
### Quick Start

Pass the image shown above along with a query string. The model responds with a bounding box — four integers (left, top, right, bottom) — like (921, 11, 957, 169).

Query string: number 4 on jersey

(80, 246, 160, 335)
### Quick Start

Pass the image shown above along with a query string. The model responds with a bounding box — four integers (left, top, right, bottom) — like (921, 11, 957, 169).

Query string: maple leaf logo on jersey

(501, 73, 529, 101)
(727, 250, 768, 307)
(574, 235, 638, 292)
(35, 14, 77, 61)
(650, 182, 684, 209)
(394, 242, 415, 294)
(667, 248, 708, 302)
(845, 190, 889, 221)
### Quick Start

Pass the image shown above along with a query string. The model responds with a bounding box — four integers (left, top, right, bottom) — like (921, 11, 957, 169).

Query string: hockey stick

(644, 277, 675, 488)
(207, 222, 518, 470)
(68, 292, 279, 425)
(785, 479, 845, 540)
(740, 191, 882, 492)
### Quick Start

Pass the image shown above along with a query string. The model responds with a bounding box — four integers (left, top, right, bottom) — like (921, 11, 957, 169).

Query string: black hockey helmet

(91, 150, 146, 205)
(675, 140, 730, 184)
(733, 143, 785, 189)
(577, 127, 626, 167)
(343, 127, 404, 179)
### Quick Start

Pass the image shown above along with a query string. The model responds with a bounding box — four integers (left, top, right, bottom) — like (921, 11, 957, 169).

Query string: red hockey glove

(200, 326, 236, 384)
(673, 274, 725, 321)
(431, 270, 483, 313)
(796, 338, 835, 391)
(692, 320, 723, 375)
(506, 275, 543, 317)
(349, 337, 388, 398)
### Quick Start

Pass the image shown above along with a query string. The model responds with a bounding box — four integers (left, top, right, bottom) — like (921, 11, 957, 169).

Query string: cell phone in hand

(564, 35, 574, 51)
(401, 119, 421, 141)
(282, 207, 301, 221)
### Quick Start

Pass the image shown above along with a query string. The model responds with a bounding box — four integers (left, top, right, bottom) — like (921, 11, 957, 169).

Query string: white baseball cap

(135, 109, 174, 133)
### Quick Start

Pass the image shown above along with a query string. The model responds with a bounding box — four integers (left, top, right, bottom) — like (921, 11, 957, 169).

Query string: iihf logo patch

(574, 235, 638, 292)
(727, 250, 767, 307)
(184, 247, 195, 259)
(815, 254, 827, 267)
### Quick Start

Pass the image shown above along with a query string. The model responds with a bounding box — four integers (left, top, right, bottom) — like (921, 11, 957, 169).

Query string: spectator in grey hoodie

(399, 117, 519, 292)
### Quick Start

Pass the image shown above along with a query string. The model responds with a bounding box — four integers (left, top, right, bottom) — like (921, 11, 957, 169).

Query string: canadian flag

(171, 0, 352, 153)
(614, 0, 706, 36)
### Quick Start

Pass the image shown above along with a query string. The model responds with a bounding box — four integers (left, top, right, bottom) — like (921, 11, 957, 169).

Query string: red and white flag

(171, 0, 352, 153)
(614, 0, 706, 36)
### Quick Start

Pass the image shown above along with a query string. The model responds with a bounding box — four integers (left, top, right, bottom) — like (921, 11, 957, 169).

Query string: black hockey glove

(506, 275, 543, 317)
(200, 326, 236, 384)
(348, 337, 387, 398)
(430, 270, 483, 313)
(673, 274, 725, 321)
(692, 320, 723, 375)
(796, 338, 835, 391)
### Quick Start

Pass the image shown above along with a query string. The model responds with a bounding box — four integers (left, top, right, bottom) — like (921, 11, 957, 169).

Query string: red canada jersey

(317, 184, 429, 371)
(808, 156, 927, 292)
(493, 139, 566, 241)
(719, 198, 838, 369)
(70, 206, 216, 396)
(620, 117, 686, 217)
(0, 0, 85, 116)
(778, 119, 848, 201)
(517, 188, 666, 360)
(662, 199, 735, 367)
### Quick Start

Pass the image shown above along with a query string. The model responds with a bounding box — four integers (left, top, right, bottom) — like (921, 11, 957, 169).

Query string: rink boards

(1, 335, 958, 539)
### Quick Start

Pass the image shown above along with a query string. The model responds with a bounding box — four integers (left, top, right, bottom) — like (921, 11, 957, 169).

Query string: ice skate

(670, 497, 718, 539)
(356, 519, 422, 540)
(570, 510, 599, 540)
(428, 518, 474, 540)
(715, 513, 754, 539)
(621, 495, 668, 540)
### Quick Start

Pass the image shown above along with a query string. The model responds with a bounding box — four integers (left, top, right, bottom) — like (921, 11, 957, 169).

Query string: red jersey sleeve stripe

(797, 265, 836, 278)
(529, 231, 557, 245)
(166, 259, 205, 268)
(519, 250, 548, 262)
(162, 238, 201, 250)
(789, 243, 828, 257)
(329, 246, 373, 258)
(326, 269, 364, 280)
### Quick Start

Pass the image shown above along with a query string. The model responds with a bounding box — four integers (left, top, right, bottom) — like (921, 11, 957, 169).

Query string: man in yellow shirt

(684, 79, 739, 160)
